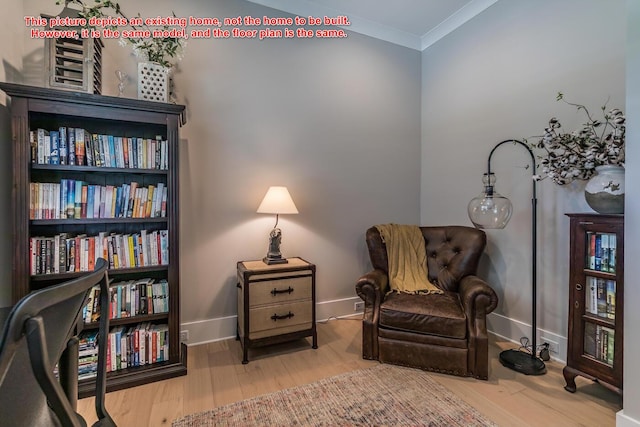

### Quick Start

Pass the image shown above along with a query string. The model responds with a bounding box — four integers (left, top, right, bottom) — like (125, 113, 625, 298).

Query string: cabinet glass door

(581, 231, 617, 368)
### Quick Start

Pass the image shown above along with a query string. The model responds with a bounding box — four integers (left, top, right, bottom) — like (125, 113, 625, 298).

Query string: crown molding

(246, 0, 497, 51)
(420, 0, 498, 50)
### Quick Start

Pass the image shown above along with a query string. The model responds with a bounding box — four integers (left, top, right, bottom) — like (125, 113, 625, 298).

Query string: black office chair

(0, 258, 115, 426)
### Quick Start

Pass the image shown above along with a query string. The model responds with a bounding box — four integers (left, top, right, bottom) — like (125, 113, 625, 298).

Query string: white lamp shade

(257, 186, 299, 214)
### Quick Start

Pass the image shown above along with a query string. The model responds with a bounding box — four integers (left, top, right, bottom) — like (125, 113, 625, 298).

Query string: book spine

(77, 128, 87, 166)
(606, 280, 616, 320)
(37, 129, 47, 164)
(30, 131, 36, 163)
(74, 180, 83, 219)
(49, 130, 60, 165)
(609, 235, 617, 273)
(123, 137, 130, 168)
(59, 127, 67, 165)
(108, 135, 116, 168)
(81, 184, 88, 219)
(68, 127, 76, 165)
(594, 233, 602, 271)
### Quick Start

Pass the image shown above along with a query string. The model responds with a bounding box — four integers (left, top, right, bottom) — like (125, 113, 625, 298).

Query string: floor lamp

(467, 139, 547, 375)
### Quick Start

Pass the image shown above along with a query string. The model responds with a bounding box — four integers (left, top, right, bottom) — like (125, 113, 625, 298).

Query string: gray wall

(173, 0, 422, 329)
(19, 0, 422, 339)
(421, 0, 626, 359)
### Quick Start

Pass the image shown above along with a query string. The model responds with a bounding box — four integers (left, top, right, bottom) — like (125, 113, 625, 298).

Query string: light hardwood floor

(77, 317, 622, 426)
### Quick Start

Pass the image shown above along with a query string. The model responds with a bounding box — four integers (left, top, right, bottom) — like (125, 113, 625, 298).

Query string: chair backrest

(0, 258, 114, 427)
(366, 225, 486, 292)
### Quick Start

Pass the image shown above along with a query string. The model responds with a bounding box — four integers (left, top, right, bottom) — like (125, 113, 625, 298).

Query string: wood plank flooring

(77, 317, 622, 426)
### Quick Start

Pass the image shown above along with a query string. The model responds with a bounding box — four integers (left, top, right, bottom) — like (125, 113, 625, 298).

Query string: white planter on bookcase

(137, 62, 170, 102)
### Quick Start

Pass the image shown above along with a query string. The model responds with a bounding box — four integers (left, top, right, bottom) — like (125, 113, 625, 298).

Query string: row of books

(31, 128, 169, 170)
(78, 330, 99, 379)
(83, 278, 169, 324)
(584, 323, 615, 366)
(29, 229, 169, 275)
(585, 276, 615, 320)
(30, 180, 167, 220)
(586, 232, 617, 273)
(78, 323, 169, 379)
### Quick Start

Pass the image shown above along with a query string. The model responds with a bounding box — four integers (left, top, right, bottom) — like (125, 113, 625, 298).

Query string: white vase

(584, 165, 625, 214)
(137, 62, 170, 102)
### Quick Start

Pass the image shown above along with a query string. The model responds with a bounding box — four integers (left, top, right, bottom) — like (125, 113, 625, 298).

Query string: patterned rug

(172, 364, 496, 426)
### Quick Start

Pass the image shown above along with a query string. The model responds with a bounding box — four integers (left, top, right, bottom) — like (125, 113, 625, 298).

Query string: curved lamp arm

(469, 139, 545, 374)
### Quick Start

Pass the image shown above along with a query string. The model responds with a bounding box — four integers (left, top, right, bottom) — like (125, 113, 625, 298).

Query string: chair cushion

(379, 291, 467, 339)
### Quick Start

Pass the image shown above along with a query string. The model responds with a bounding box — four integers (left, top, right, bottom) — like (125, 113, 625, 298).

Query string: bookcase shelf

(31, 218, 168, 225)
(564, 213, 623, 395)
(30, 265, 170, 283)
(0, 82, 187, 397)
(86, 312, 170, 329)
(32, 164, 169, 175)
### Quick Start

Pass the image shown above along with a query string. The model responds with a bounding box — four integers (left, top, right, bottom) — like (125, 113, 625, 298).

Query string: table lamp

(257, 186, 299, 264)
(467, 139, 546, 376)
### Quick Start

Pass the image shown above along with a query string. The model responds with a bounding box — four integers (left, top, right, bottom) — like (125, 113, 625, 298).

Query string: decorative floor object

(172, 364, 496, 426)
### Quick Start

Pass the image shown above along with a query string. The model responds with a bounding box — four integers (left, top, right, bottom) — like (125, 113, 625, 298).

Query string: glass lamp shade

(467, 173, 513, 229)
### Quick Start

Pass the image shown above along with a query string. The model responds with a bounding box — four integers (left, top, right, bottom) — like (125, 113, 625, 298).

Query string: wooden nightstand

(236, 257, 317, 364)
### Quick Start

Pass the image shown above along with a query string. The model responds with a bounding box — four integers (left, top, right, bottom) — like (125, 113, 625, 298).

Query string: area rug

(172, 364, 496, 426)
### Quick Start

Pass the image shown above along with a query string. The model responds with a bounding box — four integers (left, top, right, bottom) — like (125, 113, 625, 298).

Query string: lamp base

(263, 256, 288, 265)
(499, 349, 546, 375)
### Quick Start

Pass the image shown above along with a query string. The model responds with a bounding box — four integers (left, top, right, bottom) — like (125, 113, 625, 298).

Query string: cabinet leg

(312, 331, 318, 349)
(242, 343, 249, 364)
(563, 366, 578, 393)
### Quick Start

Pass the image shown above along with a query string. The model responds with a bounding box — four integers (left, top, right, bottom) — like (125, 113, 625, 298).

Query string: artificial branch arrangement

(57, 0, 185, 68)
(529, 93, 625, 185)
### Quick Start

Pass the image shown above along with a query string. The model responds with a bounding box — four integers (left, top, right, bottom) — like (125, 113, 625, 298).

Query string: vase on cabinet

(584, 165, 625, 214)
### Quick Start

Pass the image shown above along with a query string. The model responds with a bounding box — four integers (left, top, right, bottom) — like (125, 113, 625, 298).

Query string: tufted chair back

(365, 225, 486, 292)
(358, 224, 497, 379)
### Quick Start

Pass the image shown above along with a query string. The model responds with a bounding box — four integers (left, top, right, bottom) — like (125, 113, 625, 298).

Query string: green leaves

(56, 0, 185, 68)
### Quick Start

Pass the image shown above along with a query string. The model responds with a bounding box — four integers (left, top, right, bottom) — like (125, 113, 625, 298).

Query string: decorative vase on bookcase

(584, 165, 625, 214)
(137, 62, 170, 102)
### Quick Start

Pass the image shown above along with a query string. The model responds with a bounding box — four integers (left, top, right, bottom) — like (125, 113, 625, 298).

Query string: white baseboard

(179, 299, 567, 365)
(487, 312, 567, 363)
(180, 296, 364, 346)
(617, 410, 640, 427)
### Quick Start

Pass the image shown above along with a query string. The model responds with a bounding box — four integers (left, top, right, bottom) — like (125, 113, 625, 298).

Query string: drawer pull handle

(271, 311, 294, 321)
(271, 286, 294, 296)
(576, 283, 583, 291)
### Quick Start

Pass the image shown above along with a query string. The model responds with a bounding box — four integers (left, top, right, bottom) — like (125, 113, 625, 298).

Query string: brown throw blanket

(375, 224, 442, 294)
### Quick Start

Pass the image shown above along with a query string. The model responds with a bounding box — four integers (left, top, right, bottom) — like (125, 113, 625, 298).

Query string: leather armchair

(356, 225, 498, 379)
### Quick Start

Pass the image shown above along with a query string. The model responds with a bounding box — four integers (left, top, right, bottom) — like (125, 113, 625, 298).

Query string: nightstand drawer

(249, 300, 313, 339)
(249, 276, 312, 307)
(237, 257, 317, 363)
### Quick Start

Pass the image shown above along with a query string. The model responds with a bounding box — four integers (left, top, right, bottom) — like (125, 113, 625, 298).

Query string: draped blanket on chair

(375, 224, 442, 295)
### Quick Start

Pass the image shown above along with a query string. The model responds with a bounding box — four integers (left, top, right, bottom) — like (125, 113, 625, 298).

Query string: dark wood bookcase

(0, 82, 187, 397)
(564, 213, 623, 395)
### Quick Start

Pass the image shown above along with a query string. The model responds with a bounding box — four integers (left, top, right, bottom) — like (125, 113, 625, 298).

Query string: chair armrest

(356, 269, 389, 309)
(459, 275, 498, 316)
(355, 269, 388, 360)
